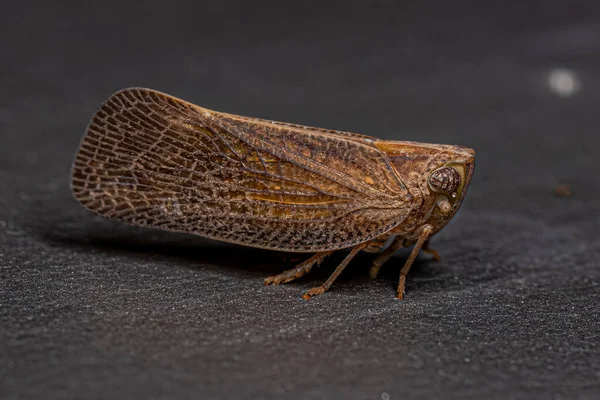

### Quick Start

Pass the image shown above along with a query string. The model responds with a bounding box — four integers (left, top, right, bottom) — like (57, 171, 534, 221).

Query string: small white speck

(548, 68, 580, 97)
(364, 138, 374, 143)
(382, 393, 390, 400)
(0, 221, 6, 227)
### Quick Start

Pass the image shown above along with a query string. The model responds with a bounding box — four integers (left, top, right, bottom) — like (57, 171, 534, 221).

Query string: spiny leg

(264, 251, 333, 285)
(397, 225, 433, 300)
(422, 239, 441, 262)
(368, 236, 406, 280)
(302, 244, 367, 300)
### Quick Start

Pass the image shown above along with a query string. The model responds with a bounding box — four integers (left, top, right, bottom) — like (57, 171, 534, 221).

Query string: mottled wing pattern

(71, 88, 412, 252)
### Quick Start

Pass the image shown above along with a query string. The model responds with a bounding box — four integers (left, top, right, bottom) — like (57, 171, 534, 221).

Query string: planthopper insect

(71, 88, 475, 300)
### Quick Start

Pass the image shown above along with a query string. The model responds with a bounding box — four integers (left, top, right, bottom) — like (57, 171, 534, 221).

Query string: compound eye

(429, 167, 460, 194)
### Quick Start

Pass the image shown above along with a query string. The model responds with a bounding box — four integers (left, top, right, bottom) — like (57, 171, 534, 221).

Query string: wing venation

(71, 88, 412, 251)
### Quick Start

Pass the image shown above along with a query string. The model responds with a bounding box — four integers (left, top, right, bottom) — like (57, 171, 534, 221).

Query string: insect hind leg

(302, 244, 367, 300)
(264, 251, 333, 285)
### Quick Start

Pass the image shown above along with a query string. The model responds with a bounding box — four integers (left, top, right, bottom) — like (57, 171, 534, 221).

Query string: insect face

(427, 150, 475, 220)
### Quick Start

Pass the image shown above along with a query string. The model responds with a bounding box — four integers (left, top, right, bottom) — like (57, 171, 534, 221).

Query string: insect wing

(71, 88, 412, 251)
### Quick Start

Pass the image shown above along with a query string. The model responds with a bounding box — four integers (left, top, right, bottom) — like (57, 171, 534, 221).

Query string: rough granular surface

(1, 2, 599, 399)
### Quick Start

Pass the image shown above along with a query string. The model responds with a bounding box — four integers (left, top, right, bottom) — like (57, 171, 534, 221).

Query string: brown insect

(71, 88, 476, 299)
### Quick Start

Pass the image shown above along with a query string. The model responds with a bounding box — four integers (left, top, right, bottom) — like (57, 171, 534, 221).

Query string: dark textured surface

(2, 2, 599, 399)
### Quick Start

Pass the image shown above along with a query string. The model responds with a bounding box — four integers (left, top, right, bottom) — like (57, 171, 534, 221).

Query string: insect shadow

(41, 222, 288, 275)
(36, 216, 443, 291)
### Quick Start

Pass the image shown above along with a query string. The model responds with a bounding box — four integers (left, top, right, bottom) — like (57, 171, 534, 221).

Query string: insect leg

(263, 251, 333, 285)
(397, 225, 433, 300)
(301, 244, 367, 300)
(422, 239, 441, 262)
(368, 236, 406, 279)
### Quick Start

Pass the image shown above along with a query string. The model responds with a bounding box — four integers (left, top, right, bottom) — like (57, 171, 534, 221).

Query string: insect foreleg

(397, 225, 433, 300)
(301, 244, 368, 300)
(263, 251, 334, 285)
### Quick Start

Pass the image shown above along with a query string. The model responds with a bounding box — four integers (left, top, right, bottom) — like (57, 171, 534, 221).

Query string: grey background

(2, 1, 599, 399)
